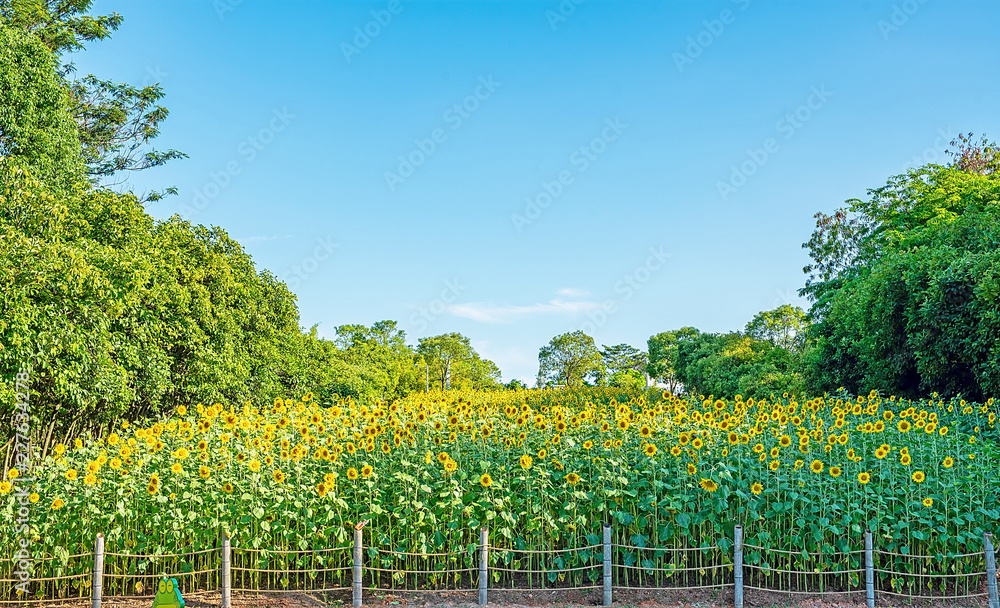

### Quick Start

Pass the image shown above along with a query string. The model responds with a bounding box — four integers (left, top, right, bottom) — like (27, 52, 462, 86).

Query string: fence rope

(614, 544, 719, 552)
(742, 544, 866, 556)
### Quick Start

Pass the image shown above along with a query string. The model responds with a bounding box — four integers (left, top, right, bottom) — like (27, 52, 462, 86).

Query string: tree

(601, 344, 647, 378)
(646, 327, 699, 393)
(674, 331, 804, 399)
(537, 331, 603, 388)
(801, 134, 1000, 398)
(1, 0, 186, 201)
(745, 305, 810, 352)
(416, 333, 500, 391)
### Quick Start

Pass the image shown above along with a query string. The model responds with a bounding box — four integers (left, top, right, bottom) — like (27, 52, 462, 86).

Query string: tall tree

(745, 305, 810, 352)
(416, 333, 500, 391)
(646, 327, 699, 393)
(802, 134, 1000, 399)
(537, 331, 603, 388)
(0, 0, 186, 201)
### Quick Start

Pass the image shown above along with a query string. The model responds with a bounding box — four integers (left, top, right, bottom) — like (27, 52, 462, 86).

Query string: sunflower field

(2, 387, 999, 600)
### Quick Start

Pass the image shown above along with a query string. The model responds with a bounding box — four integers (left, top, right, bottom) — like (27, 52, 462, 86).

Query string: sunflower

(315, 482, 328, 497)
(750, 482, 763, 495)
(922, 497, 934, 507)
(223, 483, 234, 493)
(912, 470, 925, 483)
(858, 472, 871, 484)
(810, 460, 823, 474)
(444, 459, 458, 473)
(644, 444, 657, 457)
(51, 498, 65, 510)
(273, 469, 286, 483)
(898, 420, 911, 433)
(687, 463, 697, 475)
(0, 481, 11, 494)
(65, 468, 78, 481)
(146, 483, 158, 495)
(519, 454, 533, 470)
(691, 438, 703, 449)
(829, 466, 842, 478)
(874, 448, 887, 459)
(671, 446, 682, 457)
(537, 448, 547, 459)
(900, 454, 912, 466)
(583, 440, 594, 450)
(84, 473, 97, 486)
(728, 432, 739, 444)
(479, 473, 494, 488)
(769, 460, 780, 471)
(942, 457, 954, 468)
(248, 459, 261, 472)
(170, 463, 183, 475)
(565, 472, 581, 485)
(640, 425, 652, 438)
(699, 478, 719, 492)
(199, 466, 211, 479)
(770, 447, 780, 458)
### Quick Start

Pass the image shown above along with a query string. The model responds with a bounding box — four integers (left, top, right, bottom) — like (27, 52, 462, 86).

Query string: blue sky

(78, 0, 1000, 385)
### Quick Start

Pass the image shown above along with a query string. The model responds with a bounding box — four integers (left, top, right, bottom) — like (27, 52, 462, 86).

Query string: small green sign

(151, 577, 185, 608)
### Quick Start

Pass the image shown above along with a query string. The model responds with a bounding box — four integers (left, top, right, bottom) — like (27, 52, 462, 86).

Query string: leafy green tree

(745, 305, 810, 352)
(646, 327, 699, 393)
(1, 0, 186, 201)
(802, 134, 1000, 399)
(674, 331, 804, 399)
(537, 331, 603, 388)
(601, 343, 648, 383)
(416, 333, 500, 391)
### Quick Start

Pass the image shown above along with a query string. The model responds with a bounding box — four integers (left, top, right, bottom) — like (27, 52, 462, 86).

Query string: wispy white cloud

(447, 298, 600, 324)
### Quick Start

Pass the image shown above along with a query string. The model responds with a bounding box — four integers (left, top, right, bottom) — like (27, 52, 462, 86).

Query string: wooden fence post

(353, 522, 365, 608)
(91, 533, 104, 608)
(222, 534, 232, 608)
(733, 526, 743, 608)
(864, 530, 874, 608)
(603, 522, 612, 606)
(985, 532, 999, 608)
(479, 528, 489, 606)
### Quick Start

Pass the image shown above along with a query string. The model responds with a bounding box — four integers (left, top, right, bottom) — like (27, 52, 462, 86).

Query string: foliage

(646, 327, 699, 394)
(0, 0, 186, 201)
(674, 330, 804, 399)
(416, 333, 501, 391)
(745, 305, 810, 352)
(802, 136, 1000, 399)
(537, 331, 603, 388)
